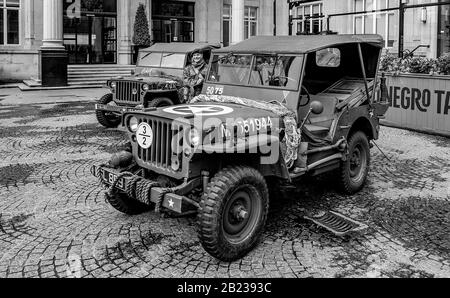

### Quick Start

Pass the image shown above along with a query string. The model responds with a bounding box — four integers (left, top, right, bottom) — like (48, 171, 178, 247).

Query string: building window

(295, 1, 323, 35)
(152, 0, 195, 43)
(223, 4, 232, 46)
(244, 6, 257, 40)
(0, 0, 20, 45)
(353, 0, 397, 48)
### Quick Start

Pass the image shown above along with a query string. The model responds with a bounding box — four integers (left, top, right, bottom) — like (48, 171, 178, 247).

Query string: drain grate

(304, 211, 368, 237)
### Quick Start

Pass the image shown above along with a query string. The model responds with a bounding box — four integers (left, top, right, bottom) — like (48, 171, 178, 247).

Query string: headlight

(110, 82, 116, 89)
(142, 84, 149, 91)
(188, 128, 200, 147)
(129, 116, 139, 132)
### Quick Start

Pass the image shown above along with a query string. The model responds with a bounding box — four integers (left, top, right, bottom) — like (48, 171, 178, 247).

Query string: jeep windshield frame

(206, 53, 304, 92)
(137, 52, 187, 70)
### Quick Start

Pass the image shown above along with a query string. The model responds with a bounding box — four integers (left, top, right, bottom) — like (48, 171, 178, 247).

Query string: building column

(39, 0, 67, 86)
(42, 0, 65, 49)
(23, 0, 35, 49)
(231, 0, 245, 44)
(118, 0, 131, 65)
(196, 0, 208, 42)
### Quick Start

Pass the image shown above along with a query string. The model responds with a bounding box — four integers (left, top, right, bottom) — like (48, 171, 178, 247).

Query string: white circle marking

(136, 122, 153, 149)
(163, 105, 234, 116)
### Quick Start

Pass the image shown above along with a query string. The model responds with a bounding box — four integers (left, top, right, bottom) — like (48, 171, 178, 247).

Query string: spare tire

(95, 93, 121, 128)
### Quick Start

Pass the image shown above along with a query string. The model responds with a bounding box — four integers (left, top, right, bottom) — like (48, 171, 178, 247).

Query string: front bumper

(92, 165, 199, 213)
(95, 104, 142, 113)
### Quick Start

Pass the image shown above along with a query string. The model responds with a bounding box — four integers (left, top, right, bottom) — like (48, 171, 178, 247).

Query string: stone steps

(67, 64, 134, 86)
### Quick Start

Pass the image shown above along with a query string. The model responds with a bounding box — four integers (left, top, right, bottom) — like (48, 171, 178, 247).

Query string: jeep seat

(298, 94, 338, 136)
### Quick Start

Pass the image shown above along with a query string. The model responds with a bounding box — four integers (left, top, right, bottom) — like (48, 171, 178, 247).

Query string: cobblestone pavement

(0, 94, 449, 278)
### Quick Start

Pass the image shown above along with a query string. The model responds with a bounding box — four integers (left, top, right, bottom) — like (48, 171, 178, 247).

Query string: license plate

(102, 169, 125, 191)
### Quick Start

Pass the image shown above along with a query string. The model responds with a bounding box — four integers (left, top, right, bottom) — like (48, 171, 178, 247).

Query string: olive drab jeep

(95, 43, 220, 128)
(91, 35, 390, 261)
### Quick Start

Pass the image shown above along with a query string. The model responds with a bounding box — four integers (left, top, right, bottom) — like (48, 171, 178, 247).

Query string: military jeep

(95, 42, 219, 128)
(92, 35, 389, 261)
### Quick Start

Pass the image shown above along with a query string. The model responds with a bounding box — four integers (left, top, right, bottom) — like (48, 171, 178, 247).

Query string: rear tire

(197, 165, 269, 261)
(148, 97, 174, 108)
(96, 93, 121, 128)
(338, 131, 370, 194)
(106, 191, 151, 215)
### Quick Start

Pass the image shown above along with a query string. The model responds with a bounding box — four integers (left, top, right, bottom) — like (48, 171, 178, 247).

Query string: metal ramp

(304, 210, 368, 237)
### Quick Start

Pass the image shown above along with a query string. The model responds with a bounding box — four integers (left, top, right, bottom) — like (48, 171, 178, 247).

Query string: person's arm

(183, 66, 196, 86)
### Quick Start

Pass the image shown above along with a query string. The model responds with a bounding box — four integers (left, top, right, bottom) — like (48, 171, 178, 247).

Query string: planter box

(382, 72, 450, 137)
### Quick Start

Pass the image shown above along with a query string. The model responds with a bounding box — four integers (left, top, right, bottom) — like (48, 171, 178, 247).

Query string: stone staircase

(67, 64, 135, 87)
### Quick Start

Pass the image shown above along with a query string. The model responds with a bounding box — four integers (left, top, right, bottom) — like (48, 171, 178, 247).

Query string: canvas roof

(215, 34, 384, 55)
(141, 42, 220, 54)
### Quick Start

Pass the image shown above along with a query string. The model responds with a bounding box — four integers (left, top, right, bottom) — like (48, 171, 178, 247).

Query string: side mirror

(131, 69, 135, 75)
(310, 101, 324, 115)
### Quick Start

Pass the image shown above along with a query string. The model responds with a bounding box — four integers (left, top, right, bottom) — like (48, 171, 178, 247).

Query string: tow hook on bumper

(91, 165, 200, 213)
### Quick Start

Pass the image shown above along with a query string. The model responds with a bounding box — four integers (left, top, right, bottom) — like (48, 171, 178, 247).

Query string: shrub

(132, 3, 151, 47)
(379, 53, 397, 72)
(379, 51, 439, 75)
(406, 57, 435, 74)
(379, 52, 409, 74)
(436, 53, 450, 75)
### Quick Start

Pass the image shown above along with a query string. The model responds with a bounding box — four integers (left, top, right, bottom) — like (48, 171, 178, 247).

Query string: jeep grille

(114, 81, 142, 104)
(135, 116, 185, 175)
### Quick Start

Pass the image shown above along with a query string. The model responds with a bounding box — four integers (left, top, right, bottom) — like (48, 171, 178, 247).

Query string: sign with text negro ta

(383, 74, 450, 137)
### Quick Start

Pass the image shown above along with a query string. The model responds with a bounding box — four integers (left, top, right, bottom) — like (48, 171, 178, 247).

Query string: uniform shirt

(183, 61, 208, 89)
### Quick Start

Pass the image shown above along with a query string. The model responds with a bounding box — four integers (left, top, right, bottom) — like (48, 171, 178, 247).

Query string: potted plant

(132, 3, 151, 64)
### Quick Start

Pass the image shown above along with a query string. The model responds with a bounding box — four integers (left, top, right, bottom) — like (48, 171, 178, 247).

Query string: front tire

(339, 131, 370, 194)
(95, 93, 121, 128)
(197, 166, 269, 261)
(148, 97, 174, 108)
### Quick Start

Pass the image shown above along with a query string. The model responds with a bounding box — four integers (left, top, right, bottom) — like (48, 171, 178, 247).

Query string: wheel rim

(222, 185, 261, 245)
(349, 143, 367, 183)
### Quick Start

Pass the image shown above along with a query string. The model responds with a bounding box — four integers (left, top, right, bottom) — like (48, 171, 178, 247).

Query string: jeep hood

(146, 102, 279, 123)
(115, 75, 182, 85)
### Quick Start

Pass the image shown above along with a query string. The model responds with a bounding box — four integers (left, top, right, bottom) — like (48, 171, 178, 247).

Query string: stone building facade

(288, 0, 450, 59)
(1, 0, 449, 84)
(0, 0, 279, 83)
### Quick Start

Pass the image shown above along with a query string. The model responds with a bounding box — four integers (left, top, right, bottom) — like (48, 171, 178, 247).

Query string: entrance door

(64, 15, 117, 64)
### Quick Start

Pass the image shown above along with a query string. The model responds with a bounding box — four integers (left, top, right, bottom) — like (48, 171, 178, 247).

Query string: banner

(382, 73, 450, 137)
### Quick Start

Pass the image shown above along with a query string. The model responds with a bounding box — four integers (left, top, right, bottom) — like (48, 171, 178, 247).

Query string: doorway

(64, 14, 117, 64)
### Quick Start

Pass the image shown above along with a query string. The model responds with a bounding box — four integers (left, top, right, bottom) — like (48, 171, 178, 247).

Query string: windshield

(207, 54, 303, 90)
(138, 52, 186, 68)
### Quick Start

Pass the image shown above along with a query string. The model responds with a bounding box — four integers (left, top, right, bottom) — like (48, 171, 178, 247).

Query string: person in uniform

(183, 49, 208, 99)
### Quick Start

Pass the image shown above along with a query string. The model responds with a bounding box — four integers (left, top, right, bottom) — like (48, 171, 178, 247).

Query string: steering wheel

(299, 85, 311, 107)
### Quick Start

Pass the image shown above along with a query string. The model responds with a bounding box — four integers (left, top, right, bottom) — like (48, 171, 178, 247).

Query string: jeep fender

(334, 106, 379, 141)
(200, 134, 290, 180)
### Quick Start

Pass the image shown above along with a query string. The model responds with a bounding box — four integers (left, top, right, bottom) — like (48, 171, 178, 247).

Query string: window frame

(294, 1, 323, 35)
(244, 6, 258, 40)
(0, 0, 21, 46)
(222, 4, 232, 46)
(352, 0, 395, 48)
